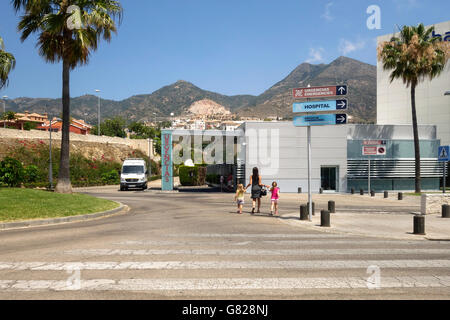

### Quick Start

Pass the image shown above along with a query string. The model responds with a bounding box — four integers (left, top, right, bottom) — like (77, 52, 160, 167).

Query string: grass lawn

(0, 188, 119, 223)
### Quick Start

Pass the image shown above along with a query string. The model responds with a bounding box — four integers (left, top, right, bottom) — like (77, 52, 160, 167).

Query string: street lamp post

(48, 112, 53, 190)
(2, 96, 8, 129)
(95, 89, 101, 136)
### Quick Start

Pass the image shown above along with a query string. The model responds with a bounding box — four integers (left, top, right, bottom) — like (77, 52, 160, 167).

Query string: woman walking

(246, 167, 268, 214)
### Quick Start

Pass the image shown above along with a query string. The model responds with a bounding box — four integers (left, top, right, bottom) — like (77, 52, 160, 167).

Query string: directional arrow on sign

(337, 85, 347, 95)
(336, 114, 347, 124)
(336, 100, 347, 110)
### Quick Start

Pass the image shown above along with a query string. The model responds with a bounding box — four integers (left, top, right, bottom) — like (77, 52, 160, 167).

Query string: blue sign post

(439, 146, 449, 194)
(293, 114, 347, 127)
(438, 146, 450, 162)
(293, 99, 347, 113)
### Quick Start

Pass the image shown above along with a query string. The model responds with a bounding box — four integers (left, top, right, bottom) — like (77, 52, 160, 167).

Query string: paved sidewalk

(279, 193, 450, 241)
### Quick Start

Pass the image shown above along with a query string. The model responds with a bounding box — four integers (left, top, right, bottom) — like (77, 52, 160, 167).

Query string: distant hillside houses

(0, 110, 92, 135)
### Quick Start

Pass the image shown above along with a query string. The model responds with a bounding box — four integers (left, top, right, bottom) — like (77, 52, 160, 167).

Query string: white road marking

(1, 260, 450, 271)
(0, 276, 449, 291)
(166, 234, 360, 238)
(63, 248, 450, 256)
(115, 239, 433, 246)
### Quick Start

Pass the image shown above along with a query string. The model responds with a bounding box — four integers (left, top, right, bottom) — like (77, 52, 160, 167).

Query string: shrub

(101, 170, 120, 184)
(179, 165, 207, 186)
(24, 165, 40, 183)
(0, 157, 24, 187)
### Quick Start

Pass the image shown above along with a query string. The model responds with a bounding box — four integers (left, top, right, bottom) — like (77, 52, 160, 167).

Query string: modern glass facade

(347, 139, 442, 191)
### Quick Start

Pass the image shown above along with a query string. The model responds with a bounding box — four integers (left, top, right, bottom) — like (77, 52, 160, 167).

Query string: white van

(120, 158, 148, 191)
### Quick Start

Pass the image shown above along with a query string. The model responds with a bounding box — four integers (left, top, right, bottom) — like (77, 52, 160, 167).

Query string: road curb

(0, 202, 128, 231)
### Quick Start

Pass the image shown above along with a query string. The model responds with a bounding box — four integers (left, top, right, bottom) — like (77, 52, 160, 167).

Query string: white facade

(242, 122, 348, 193)
(377, 20, 450, 145)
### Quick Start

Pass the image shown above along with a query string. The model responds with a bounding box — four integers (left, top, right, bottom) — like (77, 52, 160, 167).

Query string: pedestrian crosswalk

(0, 233, 449, 295)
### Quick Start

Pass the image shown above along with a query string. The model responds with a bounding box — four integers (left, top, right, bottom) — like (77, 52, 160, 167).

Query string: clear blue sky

(1, 0, 449, 101)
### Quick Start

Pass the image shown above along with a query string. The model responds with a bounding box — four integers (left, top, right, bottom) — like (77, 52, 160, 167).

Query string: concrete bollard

(307, 202, 315, 216)
(371, 190, 375, 197)
(398, 192, 403, 201)
(300, 205, 308, 221)
(351, 188, 355, 195)
(328, 201, 336, 213)
(321, 210, 330, 227)
(319, 188, 324, 194)
(384, 191, 389, 199)
(443, 205, 450, 218)
(298, 187, 302, 194)
(413, 215, 425, 235)
(360, 189, 364, 195)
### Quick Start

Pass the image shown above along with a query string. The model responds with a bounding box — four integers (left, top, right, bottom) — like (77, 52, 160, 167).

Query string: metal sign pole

(368, 156, 371, 193)
(49, 116, 53, 190)
(444, 161, 447, 194)
(307, 125, 312, 221)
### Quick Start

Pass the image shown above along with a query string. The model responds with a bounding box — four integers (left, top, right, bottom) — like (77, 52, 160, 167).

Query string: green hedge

(1, 140, 162, 188)
(179, 165, 207, 186)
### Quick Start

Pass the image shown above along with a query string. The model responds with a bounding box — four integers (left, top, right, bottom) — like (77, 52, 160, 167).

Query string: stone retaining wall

(421, 194, 450, 215)
(0, 128, 154, 157)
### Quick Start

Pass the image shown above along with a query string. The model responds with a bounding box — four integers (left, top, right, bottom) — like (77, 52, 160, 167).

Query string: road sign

(293, 114, 347, 127)
(438, 146, 450, 162)
(363, 146, 386, 156)
(363, 140, 387, 146)
(293, 85, 348, 99)
(293, 99, 348, 113)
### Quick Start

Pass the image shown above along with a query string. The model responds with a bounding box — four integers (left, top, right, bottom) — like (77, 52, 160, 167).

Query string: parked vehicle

(120, 158, 148, 191)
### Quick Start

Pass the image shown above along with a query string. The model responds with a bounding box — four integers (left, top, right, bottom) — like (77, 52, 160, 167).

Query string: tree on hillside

(0, 36, 16, 89)
(2, 111, 16, 121)
(92, 116, 126, 138)
(13, 0, 123, 193)
(378, 23, 450, 193)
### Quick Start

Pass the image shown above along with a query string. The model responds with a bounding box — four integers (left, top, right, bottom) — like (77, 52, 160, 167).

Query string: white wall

(243, 122, 348, 193)
(377, 20, 450, 145)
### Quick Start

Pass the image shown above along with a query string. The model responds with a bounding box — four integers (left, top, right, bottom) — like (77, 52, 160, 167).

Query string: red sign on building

(363, 146, 387, 156)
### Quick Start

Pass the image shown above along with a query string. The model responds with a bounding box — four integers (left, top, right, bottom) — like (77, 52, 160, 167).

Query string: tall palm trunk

(411, 82, 421, 193)
(55, 58, 72, 193)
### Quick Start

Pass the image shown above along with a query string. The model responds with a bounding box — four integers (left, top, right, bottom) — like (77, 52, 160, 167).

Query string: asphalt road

(0, 186, 449, 300)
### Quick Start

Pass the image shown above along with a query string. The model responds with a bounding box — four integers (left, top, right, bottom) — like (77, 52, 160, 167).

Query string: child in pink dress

(270, 182, 280, 216)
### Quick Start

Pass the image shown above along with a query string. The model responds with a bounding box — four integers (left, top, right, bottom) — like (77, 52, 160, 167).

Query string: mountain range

(3, 56, 376, 124)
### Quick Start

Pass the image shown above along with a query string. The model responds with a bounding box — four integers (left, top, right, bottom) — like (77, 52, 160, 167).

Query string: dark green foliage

(2, 140, 162, 188)
(0, 157, 24, 187)
(2, 111, 16, 121)
(179, 165, 206, 186)
(23, 122, 37, 131)
(101, 170, 119, 184)
(92, 117, 126, 138)
(23, 165, 40, 183)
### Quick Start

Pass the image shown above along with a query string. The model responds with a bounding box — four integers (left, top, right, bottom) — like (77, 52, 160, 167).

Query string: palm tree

(0, 36, 16, 89)
(13, 0, 123, 193)
(378, 24, 450, 193)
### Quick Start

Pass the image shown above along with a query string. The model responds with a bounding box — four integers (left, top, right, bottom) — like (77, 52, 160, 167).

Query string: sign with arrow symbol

(293, 114, 347, 127)
(293, 85, 348, 99)
(293, 99, 348, 113)
(336, 85, 347, 96)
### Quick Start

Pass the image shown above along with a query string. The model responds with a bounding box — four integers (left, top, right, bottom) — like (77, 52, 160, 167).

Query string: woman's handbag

(260, 187, 267, 197)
